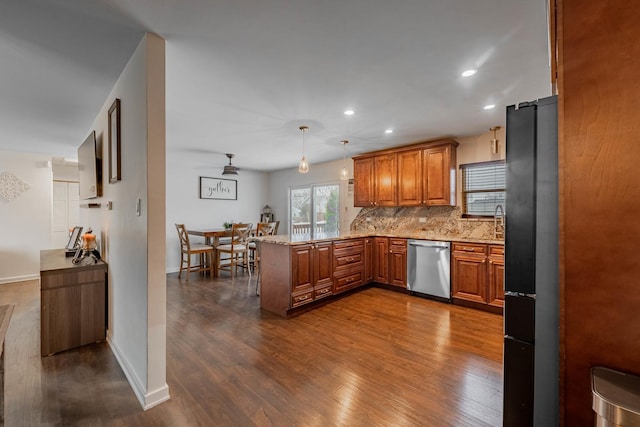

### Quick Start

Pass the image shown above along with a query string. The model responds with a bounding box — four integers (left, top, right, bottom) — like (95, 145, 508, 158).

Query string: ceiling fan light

(222, 153, 239, 175)
(222, 165, 238, 175)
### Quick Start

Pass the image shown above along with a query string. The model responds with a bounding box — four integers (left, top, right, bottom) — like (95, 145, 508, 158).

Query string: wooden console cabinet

(39, 249, 107, 356)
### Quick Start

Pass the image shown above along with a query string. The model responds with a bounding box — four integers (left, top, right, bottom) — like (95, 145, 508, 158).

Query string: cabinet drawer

(334, 252, 363, 270)
(41, 267, 106, 290)
(389, 238, 407, 247)
(489, 245, 504, 257)
(333, 239, 364, 251)
(334, 270, 364, 293)
(452, 242, 487, 255)
(291, 290, 314, 307)
(314, 285, 332, 300)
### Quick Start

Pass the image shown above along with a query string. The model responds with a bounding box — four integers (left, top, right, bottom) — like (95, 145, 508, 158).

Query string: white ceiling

(0, 0, 551, 172)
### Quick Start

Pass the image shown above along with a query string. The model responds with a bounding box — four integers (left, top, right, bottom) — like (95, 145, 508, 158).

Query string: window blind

(460, 161, 506, 217)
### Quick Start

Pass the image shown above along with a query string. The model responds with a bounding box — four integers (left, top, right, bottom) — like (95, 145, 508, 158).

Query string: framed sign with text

(199, 176, 237, 200)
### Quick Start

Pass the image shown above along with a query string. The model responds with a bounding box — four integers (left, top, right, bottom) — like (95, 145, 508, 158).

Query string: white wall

(81, 33, 168, 410)
(0, 151, 53, 283)
(51, 158, 79, 182)
(267, 158, 360, 234)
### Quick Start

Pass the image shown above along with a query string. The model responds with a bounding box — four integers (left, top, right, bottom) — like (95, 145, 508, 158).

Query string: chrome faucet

(494, 204, 505, 239)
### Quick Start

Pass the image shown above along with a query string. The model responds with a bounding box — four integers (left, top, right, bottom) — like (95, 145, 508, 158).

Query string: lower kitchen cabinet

(487, 245, 505, 308)
(364, 237, 374, 283)
(333, 238, 364, 294)
(452, 243, 504, 313)
(388, 239, 407, 288)
(373, 237, 407, 288)
(291, 242, 333, 307)
(373, 237, 389, 284)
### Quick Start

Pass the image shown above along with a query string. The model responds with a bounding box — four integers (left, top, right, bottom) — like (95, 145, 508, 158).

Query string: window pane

(291, 187, 311, 235)
(290, 184, 340, 236)
(465, 191, 506, 216)
(314, 185, 339, 234)
(462, 161, 506, 216)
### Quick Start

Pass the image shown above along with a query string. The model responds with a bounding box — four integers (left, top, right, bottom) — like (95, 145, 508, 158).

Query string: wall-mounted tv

(78, 130, 102, 200)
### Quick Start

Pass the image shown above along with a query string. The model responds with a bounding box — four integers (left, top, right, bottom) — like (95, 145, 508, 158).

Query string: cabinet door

(488, 257, 505, 308)
(364, 238, 374, 283)
(353, 157, 375, 207)
(291, 244, 314, 293)
(397, 149, 423, 206)
(452, 253, 487, 303)
(424, 145, 454, 206)
(373, 237, 389, 284)
(388, 241, 407, 287)
(41, 286, 82, 356)
(313, 242, 333, 289)
(374, 154, 397, 206)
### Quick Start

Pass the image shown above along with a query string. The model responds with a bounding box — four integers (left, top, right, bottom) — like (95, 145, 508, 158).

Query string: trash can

(592, 367, 640, 426)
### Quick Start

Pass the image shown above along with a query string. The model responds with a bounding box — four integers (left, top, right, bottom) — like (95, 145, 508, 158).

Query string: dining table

(186, 228, 232, 277)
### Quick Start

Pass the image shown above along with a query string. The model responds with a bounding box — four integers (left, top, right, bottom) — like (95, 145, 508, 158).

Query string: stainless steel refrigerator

(503, 95, 559, 426)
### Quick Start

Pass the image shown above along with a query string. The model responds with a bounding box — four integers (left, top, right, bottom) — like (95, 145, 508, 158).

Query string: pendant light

(340, 140, 349, 180)
(490, 126, 501, 154)
(298, 125, 310, 174)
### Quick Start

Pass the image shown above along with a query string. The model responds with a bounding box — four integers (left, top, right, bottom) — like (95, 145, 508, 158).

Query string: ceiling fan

(222, 153, 239, 175)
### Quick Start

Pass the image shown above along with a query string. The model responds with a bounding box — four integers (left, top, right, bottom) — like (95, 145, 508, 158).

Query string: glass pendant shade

(298, 125, 310, 174)
(298, 156, 309, 173)
(340, 166, 349, 180)
(339, 140, 349, 180)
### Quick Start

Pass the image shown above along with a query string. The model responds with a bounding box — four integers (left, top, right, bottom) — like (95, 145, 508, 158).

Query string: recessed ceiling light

(385, 129, 393, 134)
(344, 110, 354, 116)
(484, 104, 496, 110)
(462, 69, 477, 77)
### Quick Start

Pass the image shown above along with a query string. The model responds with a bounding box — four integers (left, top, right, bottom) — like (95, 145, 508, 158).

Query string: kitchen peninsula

(258, 229, 504, 318)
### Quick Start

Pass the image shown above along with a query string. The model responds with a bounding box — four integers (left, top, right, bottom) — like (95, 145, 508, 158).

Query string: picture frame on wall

(108, 98, 121, 183)
(199, 176, 237, 200)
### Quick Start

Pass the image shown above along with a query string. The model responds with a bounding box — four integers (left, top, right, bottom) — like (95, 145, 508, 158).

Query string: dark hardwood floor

(0, 272, 504, 426)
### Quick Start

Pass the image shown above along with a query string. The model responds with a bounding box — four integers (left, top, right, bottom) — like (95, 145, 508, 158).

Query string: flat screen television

(78, 131, 102, 200)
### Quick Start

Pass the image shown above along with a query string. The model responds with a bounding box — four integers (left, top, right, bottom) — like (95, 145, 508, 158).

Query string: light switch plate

(419, 217, 427, 223)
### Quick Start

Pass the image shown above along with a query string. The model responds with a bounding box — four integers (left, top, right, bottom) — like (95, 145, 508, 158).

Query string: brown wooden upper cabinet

(353, 157, 374, 207)
(353, 139, 458, 207)
(374, 154, 397, 206)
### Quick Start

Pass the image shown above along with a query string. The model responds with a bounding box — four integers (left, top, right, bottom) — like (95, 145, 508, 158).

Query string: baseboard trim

(0, 274, 39, 285)
(107, 334, 170, 410)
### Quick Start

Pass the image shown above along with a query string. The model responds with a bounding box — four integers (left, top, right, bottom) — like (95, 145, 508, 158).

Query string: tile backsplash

(350, 206, 500, 241)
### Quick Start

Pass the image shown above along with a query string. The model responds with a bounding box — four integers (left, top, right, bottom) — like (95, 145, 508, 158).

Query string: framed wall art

(199, 176, 237, 200)
(108, 98, 121, 183)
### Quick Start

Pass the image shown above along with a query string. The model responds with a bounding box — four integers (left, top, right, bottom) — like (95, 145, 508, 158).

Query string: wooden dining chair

(175, 224, 214, 280)
(248, 222, 277, 272)
(216, 222, 253, 277)
(271, 220, 280, 235)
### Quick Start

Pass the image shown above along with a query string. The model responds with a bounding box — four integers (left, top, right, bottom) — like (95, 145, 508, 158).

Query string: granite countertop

(254, 232, 504, 246)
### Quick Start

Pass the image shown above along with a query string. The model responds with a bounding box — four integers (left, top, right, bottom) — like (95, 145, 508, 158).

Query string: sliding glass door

(290, 184, 339, 236)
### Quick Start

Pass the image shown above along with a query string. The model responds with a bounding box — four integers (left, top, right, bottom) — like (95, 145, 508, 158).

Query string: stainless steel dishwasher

(407, 240, 451, 302)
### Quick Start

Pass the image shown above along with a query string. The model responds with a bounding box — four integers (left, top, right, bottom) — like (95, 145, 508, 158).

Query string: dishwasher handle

(408, 240, 450, 249)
